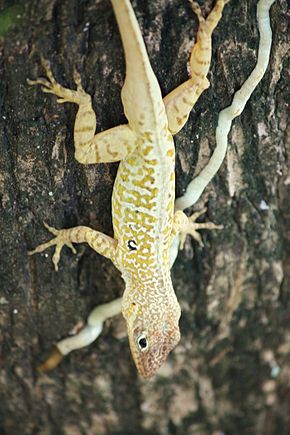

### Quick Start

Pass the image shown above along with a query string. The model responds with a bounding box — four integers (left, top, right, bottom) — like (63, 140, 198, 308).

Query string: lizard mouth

(136, 352, 167, 379)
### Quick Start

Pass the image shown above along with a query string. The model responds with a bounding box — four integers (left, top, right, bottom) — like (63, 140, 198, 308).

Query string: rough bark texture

(0, 0, 289, 434)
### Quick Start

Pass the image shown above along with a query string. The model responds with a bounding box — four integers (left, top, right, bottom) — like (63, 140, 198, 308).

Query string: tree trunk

(0, 0, 289, 434)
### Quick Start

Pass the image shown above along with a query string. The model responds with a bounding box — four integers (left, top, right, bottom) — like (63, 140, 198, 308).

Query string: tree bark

(0, 0, 289, 434)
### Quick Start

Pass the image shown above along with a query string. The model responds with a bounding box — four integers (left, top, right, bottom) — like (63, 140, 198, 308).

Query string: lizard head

(129, 317, 181, 379)
(122, 289, 181, 378)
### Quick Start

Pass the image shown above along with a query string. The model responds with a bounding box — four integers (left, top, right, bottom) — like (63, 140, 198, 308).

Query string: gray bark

(0, 0, 289, 434)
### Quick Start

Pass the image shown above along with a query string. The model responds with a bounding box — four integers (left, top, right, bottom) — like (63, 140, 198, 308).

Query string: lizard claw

(43, 222, 60, 236)
(29, 222, 77, 271)
(27, 77, 51, 88)
(188, 0, 205, 24)
(73, 68, 82, 86)
(73, 68, 89, 98)
(27, 58, 82, 104)
(28, 57, 59, 93)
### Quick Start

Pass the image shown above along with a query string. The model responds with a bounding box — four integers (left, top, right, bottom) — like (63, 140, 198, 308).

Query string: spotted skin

(28, 0, 227, 378)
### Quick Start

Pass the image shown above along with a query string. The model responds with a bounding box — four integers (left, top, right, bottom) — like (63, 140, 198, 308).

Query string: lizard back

(112, 128, 175, 278)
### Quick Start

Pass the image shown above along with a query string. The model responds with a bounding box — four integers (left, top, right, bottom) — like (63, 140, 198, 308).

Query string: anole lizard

(28, 0, 275, 378)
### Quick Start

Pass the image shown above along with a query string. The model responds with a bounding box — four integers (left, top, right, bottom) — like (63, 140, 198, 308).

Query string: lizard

(28, 0, 227, 378)
(28, 0, 276, 379)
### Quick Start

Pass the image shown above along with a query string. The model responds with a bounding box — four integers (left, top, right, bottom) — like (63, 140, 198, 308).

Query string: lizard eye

(137, 334, 148, 352)
(128, 240, 137, 251)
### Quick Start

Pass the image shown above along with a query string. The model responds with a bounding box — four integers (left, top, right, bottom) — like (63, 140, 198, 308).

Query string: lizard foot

(179, 207, 223, 249)
(188, 0, 229, 31)
(27, 57, 89, 105)
(28, 222, 77, 271)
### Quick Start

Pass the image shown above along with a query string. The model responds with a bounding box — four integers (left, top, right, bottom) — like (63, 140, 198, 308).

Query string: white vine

(175, 0, 276, 212)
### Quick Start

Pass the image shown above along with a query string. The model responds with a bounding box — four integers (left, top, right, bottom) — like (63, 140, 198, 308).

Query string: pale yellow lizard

(28, 0, 275, 378)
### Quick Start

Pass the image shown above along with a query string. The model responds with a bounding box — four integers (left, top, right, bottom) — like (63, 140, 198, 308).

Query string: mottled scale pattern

(112, 128, 175, 277)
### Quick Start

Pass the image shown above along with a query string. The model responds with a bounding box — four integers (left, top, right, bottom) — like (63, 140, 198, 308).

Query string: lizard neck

(121, 268, 180, 322)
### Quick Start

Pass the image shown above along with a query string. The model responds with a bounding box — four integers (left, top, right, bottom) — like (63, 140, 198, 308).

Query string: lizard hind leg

(164, 0, 229, 135)
(28, 58, 138, 164)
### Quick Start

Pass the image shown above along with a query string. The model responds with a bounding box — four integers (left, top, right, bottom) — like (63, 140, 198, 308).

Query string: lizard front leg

(163, 0, 228, 135)
(30, 224, 121, 371)
(28, 58, 137, 164)
(29, 223, 118, 270)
